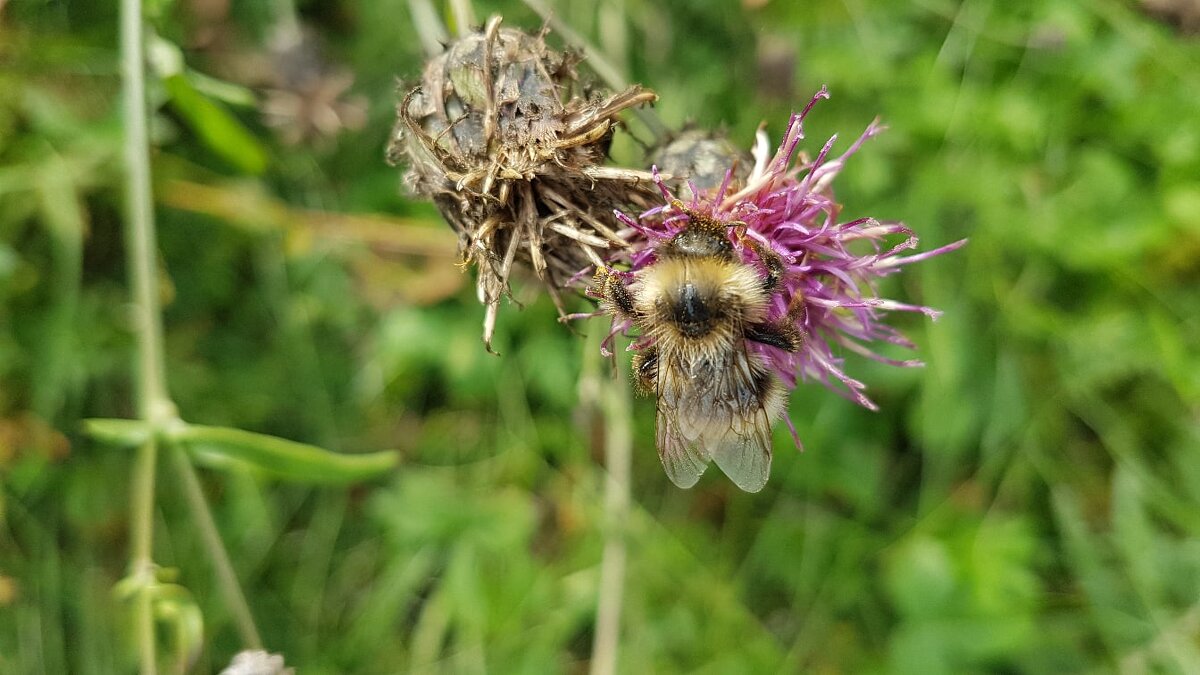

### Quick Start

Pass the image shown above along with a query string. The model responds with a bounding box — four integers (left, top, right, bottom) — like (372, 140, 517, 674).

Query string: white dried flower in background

(219, 649, 294, 675)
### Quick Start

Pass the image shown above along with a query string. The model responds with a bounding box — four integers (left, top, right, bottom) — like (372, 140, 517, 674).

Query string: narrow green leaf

(83, 418, 153, 448)
(172, 424, 399, 484)
(162, 74, 268, 174)
(187, 70, 257, 108)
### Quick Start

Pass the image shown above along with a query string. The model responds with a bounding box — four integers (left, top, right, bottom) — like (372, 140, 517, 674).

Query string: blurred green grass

(2, 0, 1200, 672)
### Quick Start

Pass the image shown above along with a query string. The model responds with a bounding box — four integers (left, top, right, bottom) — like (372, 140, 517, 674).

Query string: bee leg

(738, 235, 785, 291)
(745, 321, 802, 352)
(631, 346, 659, 395)
(589, 266, 638, 320)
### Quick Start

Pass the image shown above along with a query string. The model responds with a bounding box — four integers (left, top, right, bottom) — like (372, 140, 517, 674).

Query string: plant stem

(270, 0, 302, 46)
(521, 0, 668, 140)
(121, 0, 266, 660)
(121, 0, 168, 421)
(406, 0, 449, 57)
(169, 446, 263, 649)
(128, 439, 159, 675)
(448, 0, 476, 37)
(121, 0, 167, 671)
(590, 344, 632, 675)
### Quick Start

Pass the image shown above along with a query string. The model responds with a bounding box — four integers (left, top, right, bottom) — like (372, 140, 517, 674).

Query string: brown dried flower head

(388, 15, 659, 351)
(651, 128, 753, 201)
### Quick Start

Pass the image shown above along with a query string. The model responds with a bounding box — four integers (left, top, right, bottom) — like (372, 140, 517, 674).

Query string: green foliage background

(3, 0, 1200, 672)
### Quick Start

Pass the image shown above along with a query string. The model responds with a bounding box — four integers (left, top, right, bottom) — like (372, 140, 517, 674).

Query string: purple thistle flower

(596, 87, 966, 418)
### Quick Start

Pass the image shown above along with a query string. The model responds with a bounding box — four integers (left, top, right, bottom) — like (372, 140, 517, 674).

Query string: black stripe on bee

(672, 282, 721, 338)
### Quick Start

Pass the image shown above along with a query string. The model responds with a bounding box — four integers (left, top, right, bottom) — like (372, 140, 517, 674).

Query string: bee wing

(655, 352, 712, 488)
(706, 346, 774, 493)
(655, 346, 777, 492)
(655, 412, 711, 488)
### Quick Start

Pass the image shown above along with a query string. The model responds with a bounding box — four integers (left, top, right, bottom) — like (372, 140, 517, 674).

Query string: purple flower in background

(600, 87, 966, 415)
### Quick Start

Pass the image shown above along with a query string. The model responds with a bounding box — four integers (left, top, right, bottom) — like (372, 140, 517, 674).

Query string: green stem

(448, 0, 477, 37)
(121, 0, 169, 420)
(520, 0, 668, 140)
(169, 446, 263, 649)
(121, 0, 165, 671)
(270, 0, 301, 44)
(129, 439, 159, 675)
(590, 339, 632, 675)
(406, 0, 449, 57)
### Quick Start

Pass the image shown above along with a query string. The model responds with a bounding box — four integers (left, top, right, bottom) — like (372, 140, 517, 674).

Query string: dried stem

(590, 339, 632, 675)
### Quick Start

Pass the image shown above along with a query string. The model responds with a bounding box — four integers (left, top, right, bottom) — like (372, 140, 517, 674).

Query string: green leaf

(173, 424, 399, 484)
(82, 418, 153, 448)
(162, 74, 268, 174)
(187, 70, 257, 108)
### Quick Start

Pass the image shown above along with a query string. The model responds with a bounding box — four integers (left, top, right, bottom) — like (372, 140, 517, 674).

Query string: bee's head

(663, 200, 737, 260)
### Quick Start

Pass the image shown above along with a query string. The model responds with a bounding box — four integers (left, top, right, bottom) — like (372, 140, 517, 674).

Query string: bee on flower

(590, 87, 967, 492)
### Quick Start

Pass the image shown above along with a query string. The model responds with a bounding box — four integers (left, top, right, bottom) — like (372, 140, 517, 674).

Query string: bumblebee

(591, 201, 802, 492)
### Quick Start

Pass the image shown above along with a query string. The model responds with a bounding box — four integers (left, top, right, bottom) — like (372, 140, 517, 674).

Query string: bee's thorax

(672, 282, 721, 337)
(635, 257, 772, 348)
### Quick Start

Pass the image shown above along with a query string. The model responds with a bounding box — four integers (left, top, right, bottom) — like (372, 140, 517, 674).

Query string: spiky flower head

(600, 87, 966, 414)
(388, 15, 659, 351)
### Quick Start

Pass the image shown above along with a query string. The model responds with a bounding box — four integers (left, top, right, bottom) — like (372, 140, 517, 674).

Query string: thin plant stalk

(598, 0, 629, 90)
(121, 0, 263, 663)
(270, 0, 302, 43)
(127, 441, 158, 674)
(521, 0, 667, 140)
(121, 0, 168, 419)
(121, 0, 166, 670)
(590, 342, 632, 675)
(170, 447, 264, 649)
(406, 0, 449, 57)
(448, 0, 477, 36)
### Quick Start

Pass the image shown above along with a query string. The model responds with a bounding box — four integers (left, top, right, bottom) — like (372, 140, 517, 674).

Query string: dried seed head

(389, 16, 660, 351)
(651, 129, 752, 201)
